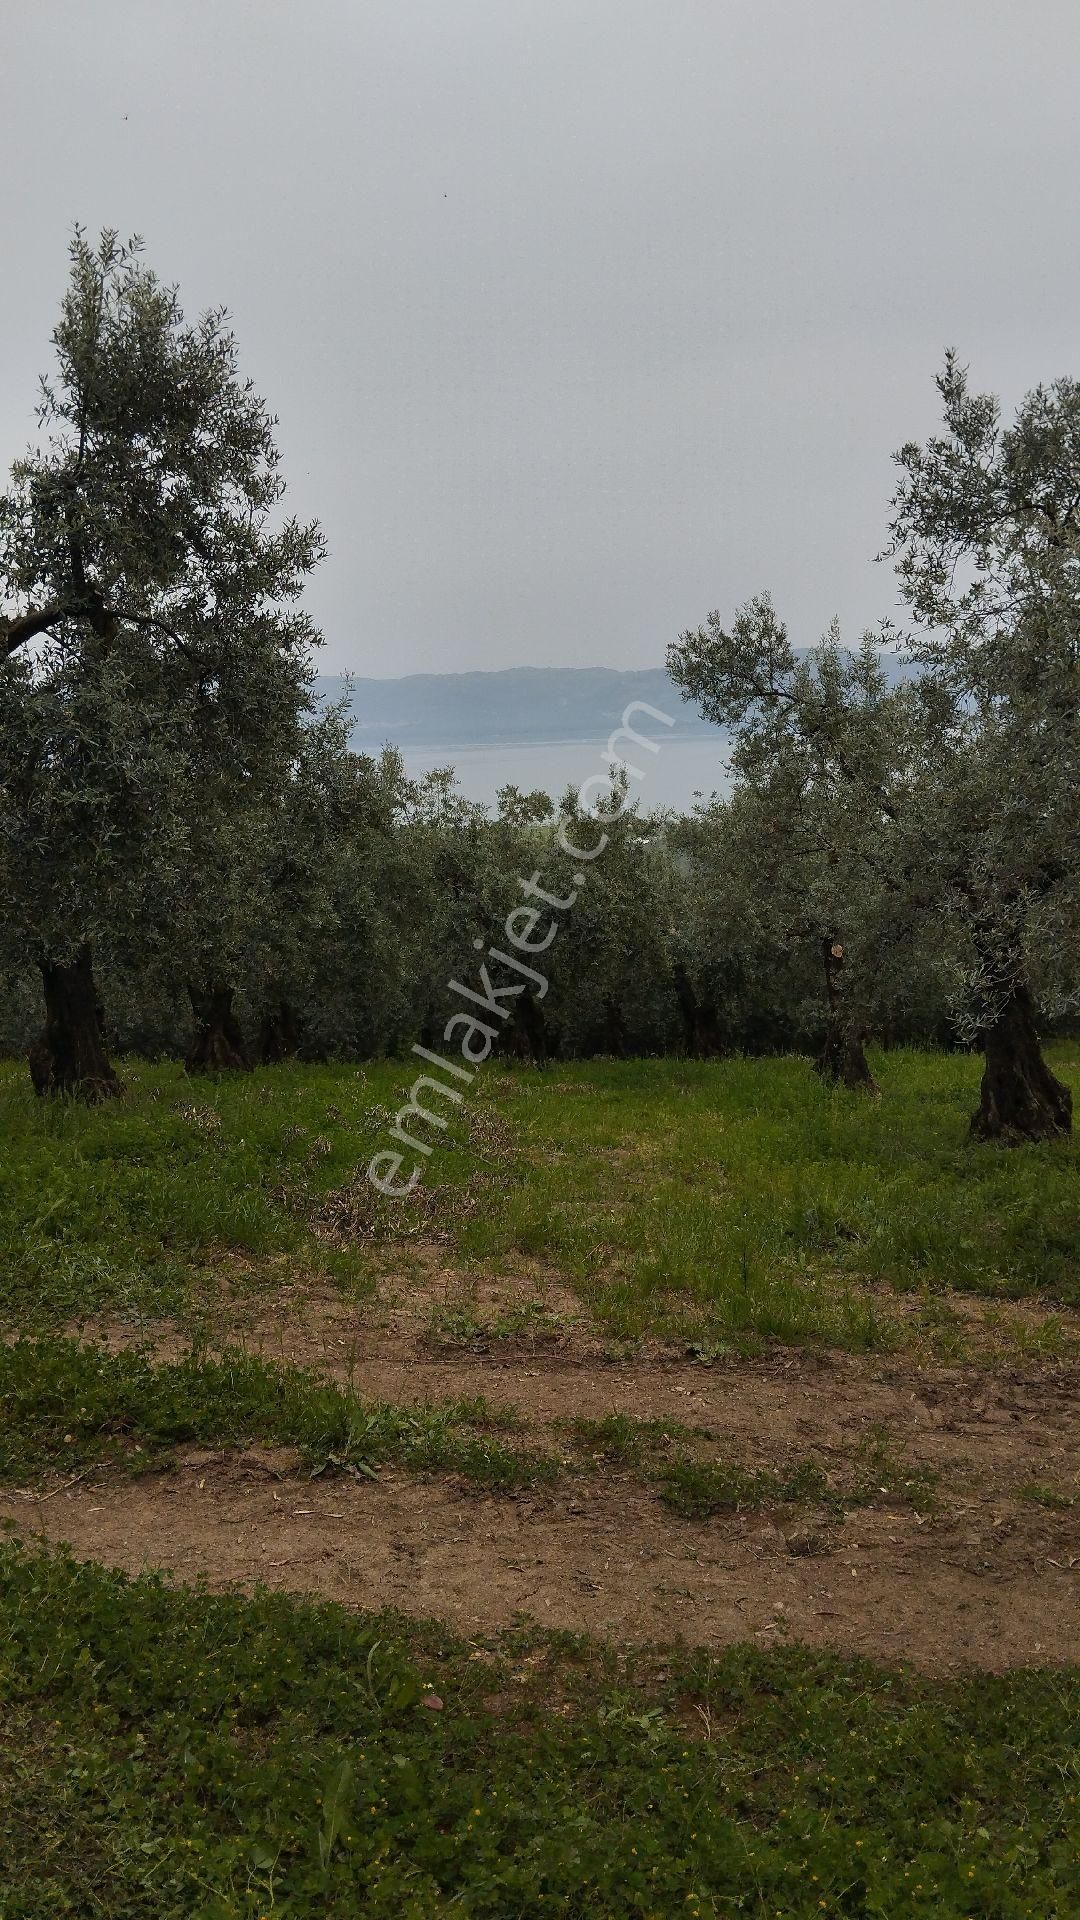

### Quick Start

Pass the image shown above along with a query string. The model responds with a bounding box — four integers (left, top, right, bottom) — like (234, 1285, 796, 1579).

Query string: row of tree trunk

(27, 953, 302, 1096)
(812, 937, 1071, 1140)
(23, 945, 1073, 1145)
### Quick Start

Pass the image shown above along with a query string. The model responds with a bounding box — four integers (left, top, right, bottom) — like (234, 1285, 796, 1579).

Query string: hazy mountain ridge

(315, 657, 908, 751)
(315, 666, 717, 749)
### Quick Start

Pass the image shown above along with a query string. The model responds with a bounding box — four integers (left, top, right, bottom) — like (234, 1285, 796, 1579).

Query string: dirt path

(3, 1452, 1076, 1673)
(12, 1257, 1076, 1670)
(77, 1273, 1080, 1488)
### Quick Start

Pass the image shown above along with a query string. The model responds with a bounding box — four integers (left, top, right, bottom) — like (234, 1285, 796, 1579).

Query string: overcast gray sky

(5, 1, 1079, 675)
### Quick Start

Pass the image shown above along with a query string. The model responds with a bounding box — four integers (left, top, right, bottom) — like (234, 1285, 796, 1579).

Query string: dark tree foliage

(886, 356, 1080, 1139)
(2, 270, 1076, 1149)
(0, 232, 322, 1097)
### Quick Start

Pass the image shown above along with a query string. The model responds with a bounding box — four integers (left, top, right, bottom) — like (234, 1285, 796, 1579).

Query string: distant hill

(314, 666, 724, 750)
(315, 656, 909, 752)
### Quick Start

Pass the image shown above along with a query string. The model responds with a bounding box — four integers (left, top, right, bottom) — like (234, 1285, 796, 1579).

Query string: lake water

(398, 734, 732, 811)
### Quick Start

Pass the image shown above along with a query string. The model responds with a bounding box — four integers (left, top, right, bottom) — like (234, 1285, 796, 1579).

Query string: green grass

(0, 1338, 551, 1493)
(0, 1054, 1075, 1915)
(568, 1411, 942, 1518)
(0, 1541, 1076, 1918)
(463, 1049, 1080, 1339)
(0, 1046, 1076, 1348)
(0, 1058, 402, 1327)
(0, 1340, 944, 1517)
(1017, 1482, 1077, 1512)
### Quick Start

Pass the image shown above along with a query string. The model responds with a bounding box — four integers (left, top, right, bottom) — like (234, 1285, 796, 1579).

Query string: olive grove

(1, 249, 1076, 1143)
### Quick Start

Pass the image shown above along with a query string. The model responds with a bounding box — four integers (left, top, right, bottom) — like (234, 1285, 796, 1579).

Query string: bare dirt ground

(71, 1259, 1080, 1481)
(7, 1250, 1077, 1672)
(3, 1451, 1076, 1672)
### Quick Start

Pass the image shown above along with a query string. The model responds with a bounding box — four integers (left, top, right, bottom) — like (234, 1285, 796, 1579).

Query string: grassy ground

(0, 1336, 945, 1518)
(1, 1540, 1076, 1919)
(0, 1047, 1076, 1916)
(1, 1046, 1077, 1346)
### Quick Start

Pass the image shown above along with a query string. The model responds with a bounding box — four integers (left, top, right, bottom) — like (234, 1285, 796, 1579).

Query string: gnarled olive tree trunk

(672, 961, 724, 1057)
(185, 981, 250, 1073)
(601, 994, 627, 1058)
(815, 938, 877, 1093)
(505, 993, 550, 1066)
(970, 984, 1071, 1143)
(259, 1000, 302, 1064)
(29, 943, 122, 1101)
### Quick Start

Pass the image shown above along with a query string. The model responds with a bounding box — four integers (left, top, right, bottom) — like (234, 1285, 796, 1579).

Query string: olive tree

(0, 636, 191, 1095)
(668, 599, 918, 1089)
(886, 356, 1079, 1140)
(534, 779, 680, 1059)
(0, 231, 322, 1096)
(255, 729, 414, 1062)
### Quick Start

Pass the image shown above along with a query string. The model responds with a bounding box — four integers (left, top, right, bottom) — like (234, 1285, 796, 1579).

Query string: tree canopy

(0, 231, 324, 1095)
(2, 255, 1076, 1147)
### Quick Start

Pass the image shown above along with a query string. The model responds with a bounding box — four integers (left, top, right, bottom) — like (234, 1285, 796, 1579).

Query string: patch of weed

(0, 1542, 1076, 1917)
(0, 1338, 557, 1493)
